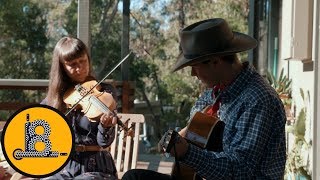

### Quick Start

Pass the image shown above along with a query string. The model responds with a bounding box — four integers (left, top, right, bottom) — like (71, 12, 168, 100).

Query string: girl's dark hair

(46, 36, 93, 111)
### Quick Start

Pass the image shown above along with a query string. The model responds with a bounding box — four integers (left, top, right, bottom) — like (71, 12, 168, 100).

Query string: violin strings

(90, 96, 113, 115)
(65, 52, 132, 116)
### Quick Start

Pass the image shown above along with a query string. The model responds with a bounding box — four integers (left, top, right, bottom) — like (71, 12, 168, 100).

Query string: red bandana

(206, 84, 225, 116)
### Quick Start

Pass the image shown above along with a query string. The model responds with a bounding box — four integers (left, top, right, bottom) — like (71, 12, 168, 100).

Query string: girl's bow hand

(100, 112, 117, 128)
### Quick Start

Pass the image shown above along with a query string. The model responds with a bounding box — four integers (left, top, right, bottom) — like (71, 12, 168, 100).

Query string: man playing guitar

(122, 18, 286, 180)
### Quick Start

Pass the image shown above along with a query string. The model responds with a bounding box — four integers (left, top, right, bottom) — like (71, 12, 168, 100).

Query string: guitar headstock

(158, 129, 179, 156)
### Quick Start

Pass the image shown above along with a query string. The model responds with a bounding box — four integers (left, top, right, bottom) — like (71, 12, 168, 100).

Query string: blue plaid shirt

(190, 88, 214, 117)
(183, 62, 286, 179)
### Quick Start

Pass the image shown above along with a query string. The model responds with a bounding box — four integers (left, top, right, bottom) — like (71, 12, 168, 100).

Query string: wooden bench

(111, 113, 145, 179)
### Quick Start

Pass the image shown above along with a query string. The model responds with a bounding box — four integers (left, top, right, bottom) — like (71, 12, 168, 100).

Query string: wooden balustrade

(0, 79, 134, 114)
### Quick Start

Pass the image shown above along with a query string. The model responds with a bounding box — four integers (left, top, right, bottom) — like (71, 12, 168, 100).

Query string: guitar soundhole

(206, 121, 225, 152)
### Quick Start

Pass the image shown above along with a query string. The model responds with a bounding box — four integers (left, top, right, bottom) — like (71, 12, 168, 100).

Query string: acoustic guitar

(159, 111, 225, 180)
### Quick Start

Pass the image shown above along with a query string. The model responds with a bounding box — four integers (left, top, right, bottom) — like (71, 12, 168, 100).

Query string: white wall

(279, 0, 315, 176)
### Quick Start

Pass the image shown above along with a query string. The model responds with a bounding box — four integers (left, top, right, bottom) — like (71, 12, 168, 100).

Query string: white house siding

(279, 0, 316, 177)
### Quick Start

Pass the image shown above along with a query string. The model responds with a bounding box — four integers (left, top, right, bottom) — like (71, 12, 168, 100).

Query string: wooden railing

(0, 78, 135, 113)
(0, 79, 48, 111)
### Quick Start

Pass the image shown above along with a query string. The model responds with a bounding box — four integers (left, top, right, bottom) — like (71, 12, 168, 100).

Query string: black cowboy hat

(172, 18, 258, 72)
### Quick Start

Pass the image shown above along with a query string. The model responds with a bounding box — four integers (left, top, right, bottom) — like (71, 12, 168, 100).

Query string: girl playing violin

(42, 36, 118, 180)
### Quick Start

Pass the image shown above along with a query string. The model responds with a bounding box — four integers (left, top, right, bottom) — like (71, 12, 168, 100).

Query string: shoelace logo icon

(1, 104, 74, 178)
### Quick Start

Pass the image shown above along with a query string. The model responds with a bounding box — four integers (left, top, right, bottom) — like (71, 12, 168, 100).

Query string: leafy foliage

(123, 0, 251, 144)
(285, 88, 312, 179)
(0, 0, 49, 79)
(63, 0, 123, 80)
(0, 0, 50, 119)
(266, 68, 292, 106)
(0, 0, 251, 140)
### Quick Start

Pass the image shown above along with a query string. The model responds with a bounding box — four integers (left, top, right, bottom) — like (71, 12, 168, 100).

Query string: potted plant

(266, 68, 293, 123)
(285, 88, 312, 180)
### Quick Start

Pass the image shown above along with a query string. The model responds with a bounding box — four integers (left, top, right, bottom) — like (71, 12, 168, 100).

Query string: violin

(63, 80, 134, 137)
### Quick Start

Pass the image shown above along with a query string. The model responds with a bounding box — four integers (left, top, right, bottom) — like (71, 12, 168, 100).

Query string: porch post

(313, 0, 320, 179)
(77, 0, 91, 55)
(248, 0, 258, 67)
(121, 0, 130, 81)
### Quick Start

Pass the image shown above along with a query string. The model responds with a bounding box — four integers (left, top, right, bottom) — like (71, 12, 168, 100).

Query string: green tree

(0, 0, 50, 119)
(0, 0, 251, 143)
(64, 0, 123, 80)
(127, 0, 250, 144)
(0, 0, 49, 79)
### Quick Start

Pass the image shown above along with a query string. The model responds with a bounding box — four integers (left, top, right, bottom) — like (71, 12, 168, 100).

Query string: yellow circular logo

(1, 104, 74, 178)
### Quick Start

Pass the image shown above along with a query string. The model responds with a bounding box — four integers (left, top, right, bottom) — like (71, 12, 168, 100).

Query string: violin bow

(65, 51, 132, 116)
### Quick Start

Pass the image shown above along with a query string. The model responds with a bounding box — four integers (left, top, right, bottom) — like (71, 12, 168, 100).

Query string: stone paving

(136, 153, 175, 175)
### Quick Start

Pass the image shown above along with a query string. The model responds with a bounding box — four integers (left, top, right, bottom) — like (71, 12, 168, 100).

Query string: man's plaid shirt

(183, 62, 286, 179)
